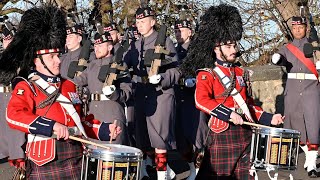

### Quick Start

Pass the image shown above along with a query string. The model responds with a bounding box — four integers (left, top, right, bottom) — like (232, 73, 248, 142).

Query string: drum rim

(252, 162, 297, 170)
(84, 144, 143, 162)
(252, 127, 300, 136)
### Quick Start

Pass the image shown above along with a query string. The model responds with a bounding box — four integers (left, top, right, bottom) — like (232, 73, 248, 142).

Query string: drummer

(1, 5, 121, 179)
(179, 4, 284, 179)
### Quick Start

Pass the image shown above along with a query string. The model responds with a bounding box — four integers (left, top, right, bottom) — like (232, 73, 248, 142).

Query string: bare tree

(1, 0, 318, 66)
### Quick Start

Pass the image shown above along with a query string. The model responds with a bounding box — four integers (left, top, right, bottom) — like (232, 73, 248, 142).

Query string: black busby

(174, 19, 192, 30)
(180, 4, 243, 77)
(135, 7, 155, 19)
(104, 23, 118, 32)
(291, 16, 307, 25)
(0, 5, 66, 85)
(93, 32, 113, 45)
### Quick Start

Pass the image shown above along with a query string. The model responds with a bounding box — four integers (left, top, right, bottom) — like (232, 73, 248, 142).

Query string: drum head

(252, 127, 300, 138)
(84, 144, 143, 162)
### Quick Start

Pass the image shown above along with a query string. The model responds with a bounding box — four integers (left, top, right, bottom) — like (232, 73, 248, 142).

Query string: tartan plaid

(207, 124, 254, 179)
(26, 139, 83, 180)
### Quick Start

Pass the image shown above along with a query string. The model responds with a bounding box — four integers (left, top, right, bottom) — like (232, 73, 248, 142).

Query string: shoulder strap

(213, 66, 254, 122)
(31, 75, 88, 138)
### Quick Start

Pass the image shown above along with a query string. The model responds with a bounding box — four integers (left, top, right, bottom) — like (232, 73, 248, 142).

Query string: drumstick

(53, 133, 111, 150)
(109, 120, 118, 144)
(229, 119, 273, 129)
(69, 135, 111, 150)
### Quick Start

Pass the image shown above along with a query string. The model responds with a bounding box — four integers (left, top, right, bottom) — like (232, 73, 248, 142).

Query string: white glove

(148, 74, 161, 84)
(184, 78, 196, 88)
(102, 85, 116, 96)
(272, 53, 281, 64)
(316, 61, 320, 70)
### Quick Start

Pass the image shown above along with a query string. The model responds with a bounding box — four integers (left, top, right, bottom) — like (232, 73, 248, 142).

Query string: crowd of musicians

(0, 2, 319, 180)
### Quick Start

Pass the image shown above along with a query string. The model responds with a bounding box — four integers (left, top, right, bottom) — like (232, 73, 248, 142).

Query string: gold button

(67, 119, 71, 122)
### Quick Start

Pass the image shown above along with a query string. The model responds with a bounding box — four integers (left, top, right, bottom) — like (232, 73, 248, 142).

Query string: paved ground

(1, 150, 320, 179)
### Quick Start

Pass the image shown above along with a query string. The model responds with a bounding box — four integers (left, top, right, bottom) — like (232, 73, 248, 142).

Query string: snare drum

(81, 144, 143, 180)
(250, 127, 300, 170)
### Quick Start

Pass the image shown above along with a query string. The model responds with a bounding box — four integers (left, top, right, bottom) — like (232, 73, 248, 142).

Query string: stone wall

(246, 65, 287, 114)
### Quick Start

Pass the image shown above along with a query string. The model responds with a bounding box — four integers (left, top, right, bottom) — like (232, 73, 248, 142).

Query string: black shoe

(308, 169, 320, 178)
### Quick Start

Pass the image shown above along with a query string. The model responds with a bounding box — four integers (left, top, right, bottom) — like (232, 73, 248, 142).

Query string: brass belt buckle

(141, 76, 148, 84)
(296, 73, 305, 80)
(4, 86, 11, 93)
(92, 94, 100, 101)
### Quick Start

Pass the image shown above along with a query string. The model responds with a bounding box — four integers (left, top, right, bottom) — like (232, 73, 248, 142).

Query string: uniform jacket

(0, 83, 26, 160)
(124, 30, 181, 94)
(175, 41, 208, 150)
(6, 71, 112, 166)
(123, 30, 180, 150)
(276, 37, 320, 144)
(73, 55, 132, 124)
(195, 60, 273, 133)
(176, 41, 190, 63)
(60, 47, 95, 80)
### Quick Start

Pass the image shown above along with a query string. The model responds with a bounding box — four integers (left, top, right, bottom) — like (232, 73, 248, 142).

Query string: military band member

(104, 22, 121, 52)
(174, 19, 209, 180)
(128, 24, 140, 42)
(175, 19, 192, 61)
(73, 31, 131, 145)
(1, 5, 121, 179)
(272, 16, 320, 177)
(0, 19, 26, 170)
(60, 24, 93, 80)
(180, 4, 284, 179)
(124, 6, 181, 179)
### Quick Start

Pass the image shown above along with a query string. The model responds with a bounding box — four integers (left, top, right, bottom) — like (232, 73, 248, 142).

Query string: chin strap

(219, 46, 228, 62)
(38, 55, 55, 76)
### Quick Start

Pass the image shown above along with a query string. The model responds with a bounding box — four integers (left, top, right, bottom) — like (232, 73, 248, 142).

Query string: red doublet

(195, 65, 272, 133)
(7, 77, 112, 166)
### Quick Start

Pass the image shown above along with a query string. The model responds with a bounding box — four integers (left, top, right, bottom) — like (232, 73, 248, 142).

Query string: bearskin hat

(180, 4, 243, 77)
(0, 5, 66, 85)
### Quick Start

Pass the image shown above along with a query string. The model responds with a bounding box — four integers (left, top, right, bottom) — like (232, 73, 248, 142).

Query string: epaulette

(12, 76, 37, 96)
(196, 68, 214, 74)
(196, 68, 216, 80)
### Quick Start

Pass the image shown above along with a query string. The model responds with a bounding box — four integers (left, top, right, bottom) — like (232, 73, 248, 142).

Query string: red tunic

(194, 64, 273, 178)
(195, 66, 272, 133)
(7, 76, 111, 166)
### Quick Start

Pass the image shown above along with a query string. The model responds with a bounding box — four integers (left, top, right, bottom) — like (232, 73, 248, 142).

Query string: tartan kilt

(26, 139, 83, 180)
(207, 124, 253, 177)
